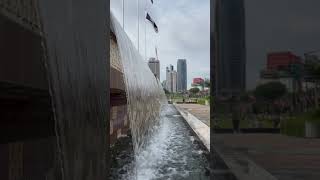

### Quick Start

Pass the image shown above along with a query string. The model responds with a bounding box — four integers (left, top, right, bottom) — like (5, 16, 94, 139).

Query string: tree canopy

(254, 82, 287, 101)
(204, 79, 210, 88)
(189, 87, 200, 94)
(305, 61, 320, 78)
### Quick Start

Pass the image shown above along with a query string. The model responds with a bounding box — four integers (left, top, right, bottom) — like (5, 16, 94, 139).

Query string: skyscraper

(177, 59, 187, 92)
(214, 0, 246, 97)
(148, 57, 160, 80)
(171, 71, 177, 93)
(166, 65, 177, 93)
(166, 67, 170, 90)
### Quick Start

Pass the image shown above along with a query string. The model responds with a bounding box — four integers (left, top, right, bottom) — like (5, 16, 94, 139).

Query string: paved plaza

(175, 103, 210, 126)
(213, 133, 320, 180)
(175, 103, 320, 180)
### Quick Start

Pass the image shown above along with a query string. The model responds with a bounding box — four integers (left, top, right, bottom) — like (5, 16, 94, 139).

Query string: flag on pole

(146, 13, 158, 33)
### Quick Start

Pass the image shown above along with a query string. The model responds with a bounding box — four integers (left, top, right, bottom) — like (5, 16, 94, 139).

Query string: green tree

(189, 87, 200, 94)
(254, 82, 287, 101)
(312, 65, 320, 77)
(306, 61, 320, 77)
(204, 79, 210, 88)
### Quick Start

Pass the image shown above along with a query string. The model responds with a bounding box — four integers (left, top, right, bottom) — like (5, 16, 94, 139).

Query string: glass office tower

(177, 59, 187, 92)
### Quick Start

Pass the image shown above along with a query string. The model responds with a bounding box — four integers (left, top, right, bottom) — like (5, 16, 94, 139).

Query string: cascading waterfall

(111, 11, 210, 180)
(110, 13, 167, 154)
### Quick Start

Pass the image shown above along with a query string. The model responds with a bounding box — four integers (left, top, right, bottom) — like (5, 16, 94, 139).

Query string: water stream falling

(112, 104, 211, 180)
(111, 13, 167, 153)
(39, 0, 208, 177)
(111, 13, 210, 180)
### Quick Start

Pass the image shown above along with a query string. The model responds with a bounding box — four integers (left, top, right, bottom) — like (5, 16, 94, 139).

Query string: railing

(0, 0, 41, 33)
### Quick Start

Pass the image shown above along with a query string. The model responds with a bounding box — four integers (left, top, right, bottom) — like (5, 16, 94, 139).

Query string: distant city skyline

(164, 61, 209, 91)
(111, 0, 320, 91)
(158, 0, 210, 89)
(110, 0, 210, 90)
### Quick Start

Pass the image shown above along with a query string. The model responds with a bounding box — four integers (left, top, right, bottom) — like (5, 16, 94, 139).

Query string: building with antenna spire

(148, 57, 160, 80)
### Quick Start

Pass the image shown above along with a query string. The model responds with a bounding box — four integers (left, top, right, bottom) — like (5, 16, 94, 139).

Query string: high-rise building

(166, 67, 170, 90)
(172, 71, 177, 93)
(148, 57, 160, 80)
(214, 0, 246, 97)
(177, 59, 187, 92)
(166, 65, 177, 93)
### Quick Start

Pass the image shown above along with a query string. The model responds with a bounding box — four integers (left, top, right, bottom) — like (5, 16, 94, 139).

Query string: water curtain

(110, 13, 167, 153)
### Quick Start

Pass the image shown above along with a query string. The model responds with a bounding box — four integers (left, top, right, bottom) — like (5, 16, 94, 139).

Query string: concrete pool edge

(174, 104, 210, 151)
(174, 104, 279, 180)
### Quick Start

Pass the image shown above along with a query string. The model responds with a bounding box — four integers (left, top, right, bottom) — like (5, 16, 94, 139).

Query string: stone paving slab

(213, 134, 320, 180)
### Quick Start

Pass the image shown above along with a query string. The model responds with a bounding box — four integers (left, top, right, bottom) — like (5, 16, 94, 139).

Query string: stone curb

(174, 104, 210, 151)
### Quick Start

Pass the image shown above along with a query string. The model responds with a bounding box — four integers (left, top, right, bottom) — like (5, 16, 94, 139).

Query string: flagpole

(145, 0, 147, 61)
(122, 0, 125, 29)
(137, 0, 140, 51)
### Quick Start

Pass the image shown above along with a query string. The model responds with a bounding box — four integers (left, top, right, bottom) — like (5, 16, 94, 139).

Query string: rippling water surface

(112, 105, 210, 180)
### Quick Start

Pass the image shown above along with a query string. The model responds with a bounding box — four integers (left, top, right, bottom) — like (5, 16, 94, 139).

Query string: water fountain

(111, 13, 210, 180)
(39, 0, 209, 177)
(111, 12, 167, 153)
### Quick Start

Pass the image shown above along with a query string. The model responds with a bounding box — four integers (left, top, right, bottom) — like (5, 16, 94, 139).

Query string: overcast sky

(157, 0, 210, 88)
(111, 0, 210, 89)
(111, 0, 320, 90)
